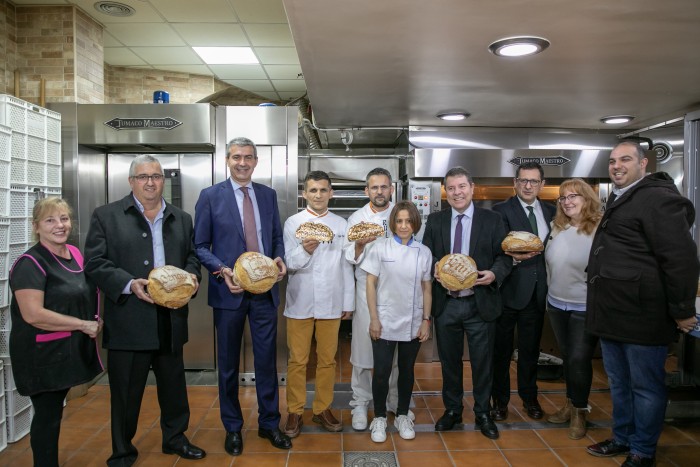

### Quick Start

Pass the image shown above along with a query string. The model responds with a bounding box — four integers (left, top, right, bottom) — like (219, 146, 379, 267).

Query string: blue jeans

(600, 338, 668, 458)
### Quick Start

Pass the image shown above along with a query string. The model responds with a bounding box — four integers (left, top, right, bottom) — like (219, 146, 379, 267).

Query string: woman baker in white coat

(361, 201, 432, 443)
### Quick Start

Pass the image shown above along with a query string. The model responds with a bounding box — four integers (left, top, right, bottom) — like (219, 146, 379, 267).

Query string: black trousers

(435, 295, 495, 416)
(371, 337, 421, 417)
(106, 348, 190, 467)
(547, 303, 598, 408)
(492, 292, 545, 404)
(30, 387, 70, 467)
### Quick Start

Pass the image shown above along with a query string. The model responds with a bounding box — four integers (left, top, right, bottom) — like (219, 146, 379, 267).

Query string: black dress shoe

(523, 399, 544, 419)
(258, 427, 292, 450)
(490, 400, 508, 421)
(162, 441, 206, 460)
(586, 438, 631, 457)
(434, 410, 463, 431)
(622, 454, 656, 467)
(474, 414, 499, 439)
(224, 431, 243, 456)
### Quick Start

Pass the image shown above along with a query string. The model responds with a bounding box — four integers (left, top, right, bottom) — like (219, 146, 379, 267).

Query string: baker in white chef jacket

(361, 200, 432, 442)
(281, 170, 354, 438)
(344, 167, 415, 431)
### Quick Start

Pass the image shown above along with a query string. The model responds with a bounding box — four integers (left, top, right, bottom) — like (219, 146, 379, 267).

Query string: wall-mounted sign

(104, 117, 183, 131)
(508, 156, 570, 166)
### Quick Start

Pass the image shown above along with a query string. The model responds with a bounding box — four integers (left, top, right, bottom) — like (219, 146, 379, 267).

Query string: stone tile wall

(2, 2, 276, 106)
(0, 0, 16, 96)
(105, 65, 273, 105)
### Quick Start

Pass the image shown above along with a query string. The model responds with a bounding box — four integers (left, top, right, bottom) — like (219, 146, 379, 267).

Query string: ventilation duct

(297, 98, 321, 150)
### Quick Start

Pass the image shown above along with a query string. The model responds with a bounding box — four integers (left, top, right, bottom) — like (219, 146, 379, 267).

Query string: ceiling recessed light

(437, 112, 470, 121)
(600, 115, 635, 124)
(488, 36, 550, 57)
(193, 47, 259, 65)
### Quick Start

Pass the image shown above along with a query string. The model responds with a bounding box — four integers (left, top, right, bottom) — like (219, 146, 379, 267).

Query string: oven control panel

(409, 180, 436, 242)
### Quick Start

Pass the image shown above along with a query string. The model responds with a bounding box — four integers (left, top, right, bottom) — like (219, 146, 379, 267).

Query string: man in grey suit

(422, 166, 511, 439)
(490, 161, 556, 421)
(84, 155, 205, 466)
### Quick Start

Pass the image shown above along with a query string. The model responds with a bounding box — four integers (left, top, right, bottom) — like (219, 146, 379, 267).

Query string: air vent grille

(94, 2, 135, 17)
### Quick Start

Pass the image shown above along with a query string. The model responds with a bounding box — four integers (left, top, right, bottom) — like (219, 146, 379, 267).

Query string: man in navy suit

(194, 137, 291, 456)
(422, 166, 511, 439)
(490, 162, 556, 421)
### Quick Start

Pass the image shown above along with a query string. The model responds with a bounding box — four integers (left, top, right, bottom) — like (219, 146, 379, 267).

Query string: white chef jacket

(283, 209, 354, 319)
(344, 202, 394, 367)
(360, 235, 432, 342)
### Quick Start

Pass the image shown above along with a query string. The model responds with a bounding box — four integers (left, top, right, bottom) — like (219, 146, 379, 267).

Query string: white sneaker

(387, 405, 416, 422)
(394, 414, 415, 440)
(369, 417, 387, 442)
(351, 405, 368, 431)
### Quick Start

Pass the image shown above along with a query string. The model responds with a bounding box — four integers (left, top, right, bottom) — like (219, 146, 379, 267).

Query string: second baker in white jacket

(282, 171, 354, 438)
(344, 167, 414, 431)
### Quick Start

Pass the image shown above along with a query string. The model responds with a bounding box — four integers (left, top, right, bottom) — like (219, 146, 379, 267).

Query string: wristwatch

(422, 316, 432, 322)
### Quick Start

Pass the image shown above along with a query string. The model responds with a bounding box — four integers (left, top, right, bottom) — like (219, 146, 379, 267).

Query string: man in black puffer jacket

(585, 141, 699, 467)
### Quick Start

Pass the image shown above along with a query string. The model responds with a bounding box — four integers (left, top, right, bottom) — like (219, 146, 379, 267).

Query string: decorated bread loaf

(501, 231, 544, 252)
(233, 252, 279, 294)
(436, 254, 478, 291)
(148, 265, 196, 309)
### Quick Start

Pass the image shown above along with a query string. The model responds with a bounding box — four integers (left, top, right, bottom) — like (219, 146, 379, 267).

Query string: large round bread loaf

(148, 265, 196, 309)
(437, 254, 478, 291)
(501, 231, 544, 252)
(233, 252, 279, 294)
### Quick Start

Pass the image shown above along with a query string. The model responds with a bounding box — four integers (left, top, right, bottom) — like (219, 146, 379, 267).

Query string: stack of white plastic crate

(0, 95, 62, 444)
(0, 360, 6, 452)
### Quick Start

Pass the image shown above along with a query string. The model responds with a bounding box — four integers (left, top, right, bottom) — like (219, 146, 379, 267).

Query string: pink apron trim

(10, 254, 47, 276)
(36, 331, 71, 342)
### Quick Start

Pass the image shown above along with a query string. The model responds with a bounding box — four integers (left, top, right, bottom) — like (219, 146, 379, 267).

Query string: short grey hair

(227, 137, 257, 158)
(129, 154, 163, 177)
(444, 166, 474, 186)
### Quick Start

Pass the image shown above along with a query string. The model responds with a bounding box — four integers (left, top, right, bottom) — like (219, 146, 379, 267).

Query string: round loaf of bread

(501, 231, 544, 252)
(347, 221, 385, 241)
(295, 221, 334, 242)
(148, 265, 196, 309)
(437, 254, 478, 291)
(233, 252, 279, 294)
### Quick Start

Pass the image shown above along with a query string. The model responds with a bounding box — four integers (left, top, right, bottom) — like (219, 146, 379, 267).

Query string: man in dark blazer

(84, 155, 205, 466)
(490, 161, 556, 421)
(423, 166, 511, 440)
(194, 137, 290, 456)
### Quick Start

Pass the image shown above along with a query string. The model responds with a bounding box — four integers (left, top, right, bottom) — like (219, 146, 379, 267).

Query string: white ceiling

(10, 0, 305, 102)
(9, 0, 700, 134)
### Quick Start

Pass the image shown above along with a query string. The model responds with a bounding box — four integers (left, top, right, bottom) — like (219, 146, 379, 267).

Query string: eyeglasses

(516, 178, 542, 187)
(230, 155, 256, 162)
(557, 194, 583, 203)
(132, 174, 164, 183)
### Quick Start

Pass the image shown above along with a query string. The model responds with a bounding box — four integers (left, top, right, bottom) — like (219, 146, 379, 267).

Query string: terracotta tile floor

(1, 338, 699, 466)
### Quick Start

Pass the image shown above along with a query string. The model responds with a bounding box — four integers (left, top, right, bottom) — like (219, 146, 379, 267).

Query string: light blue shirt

(122, 195, 166, 294)
(230, 179, 264, 251)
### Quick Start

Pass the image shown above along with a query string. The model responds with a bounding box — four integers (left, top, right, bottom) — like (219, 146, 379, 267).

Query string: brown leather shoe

(312, 409, 343, 432)
(283, 413, 303, 438)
